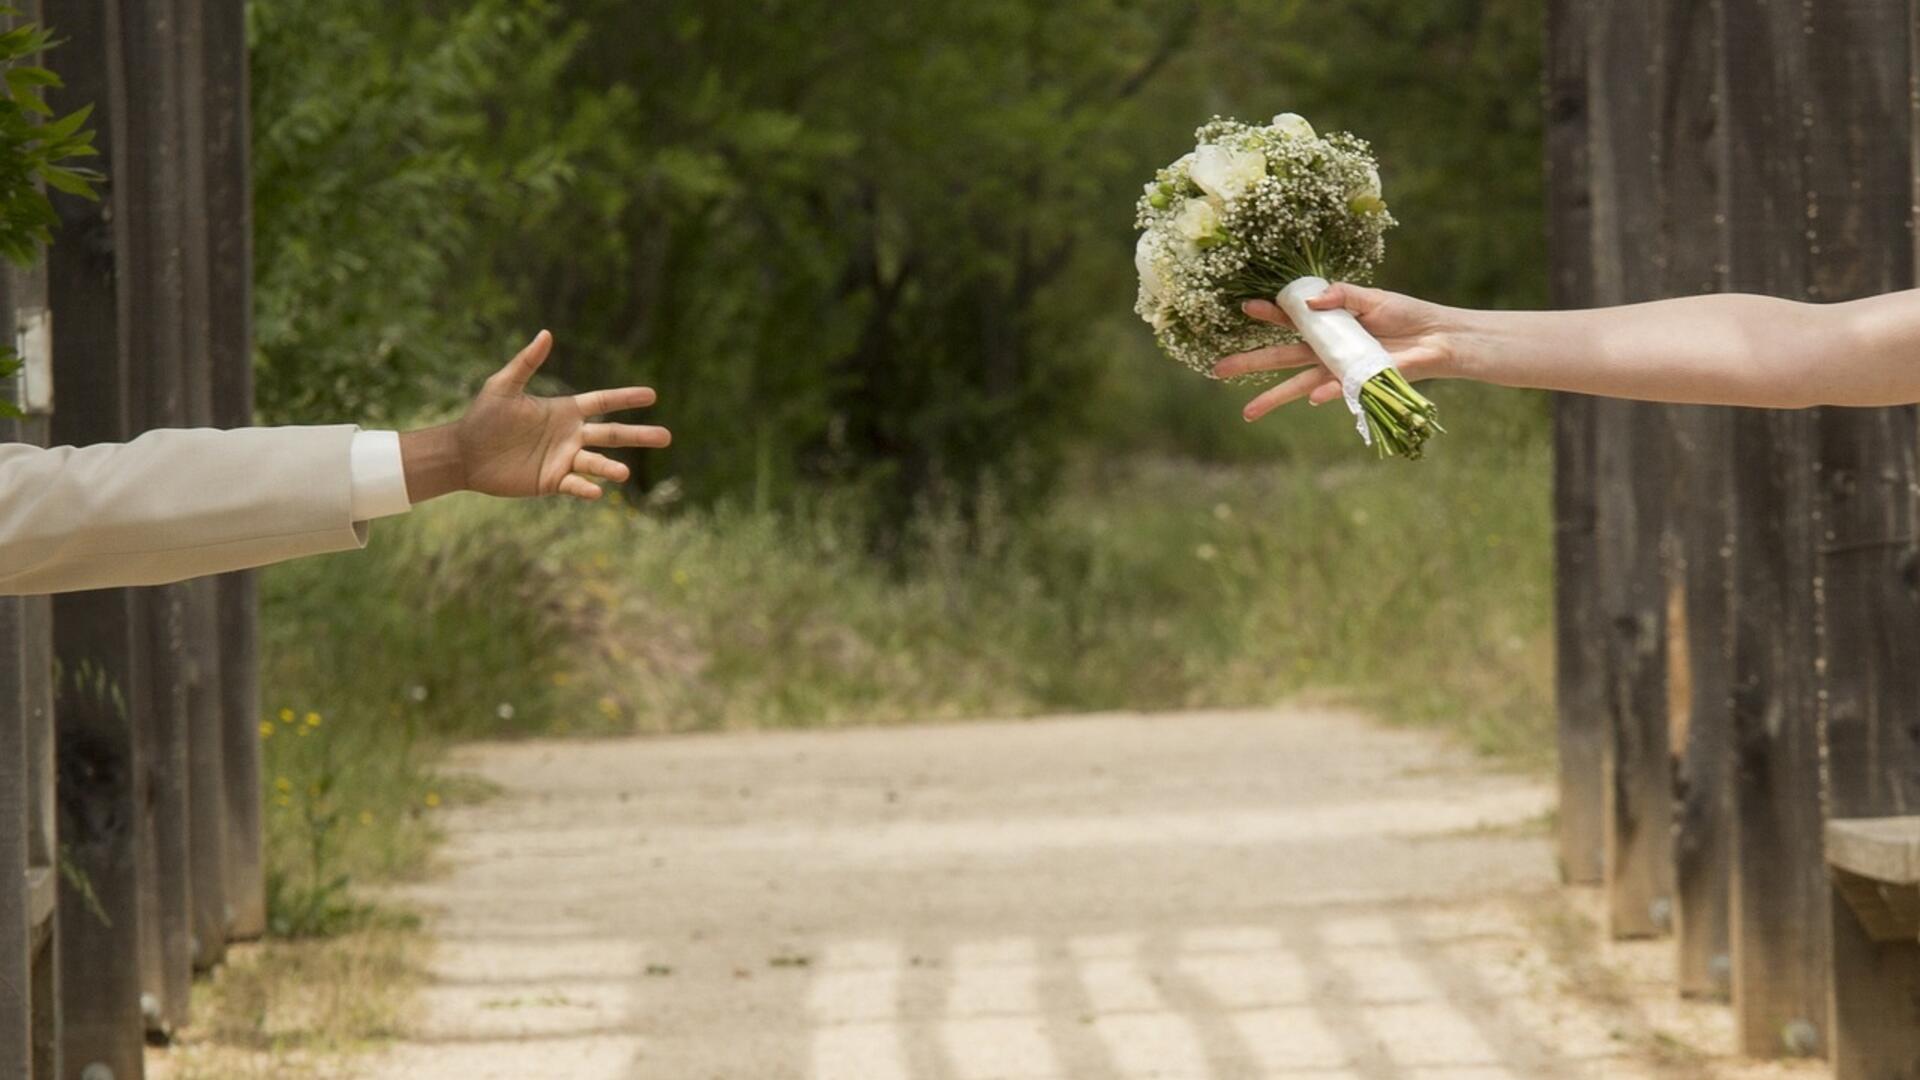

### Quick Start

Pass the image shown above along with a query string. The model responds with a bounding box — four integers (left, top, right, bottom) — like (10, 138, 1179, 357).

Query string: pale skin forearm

(1448, 292, 1920, 408)
(1214, 284, 1920, 416)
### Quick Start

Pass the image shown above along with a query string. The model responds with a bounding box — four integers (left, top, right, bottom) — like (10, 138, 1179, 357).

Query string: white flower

(1272, 112, 1316, 140)
(496, 701, 516, 721)
(1135, 233, 1166, 302)
(1348, 165, 1386, 214)
(1174, 198, 1222, 245)
(1135, 233, 1176, 330)
(1189, 144, 1267, 203)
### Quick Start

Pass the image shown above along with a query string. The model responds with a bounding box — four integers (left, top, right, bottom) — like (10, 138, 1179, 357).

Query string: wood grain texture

(1545, 0, 1607, 890)
(43, 0, 152, 1068)
(120, 0, 196, 1035)
(1652, 0, 1734, 1002)
(1589, 0, 1677, 942)
(1809, 6, 1920, 1074)
(202, 0, 265, 944)
(1715, 0, 1833, 1058)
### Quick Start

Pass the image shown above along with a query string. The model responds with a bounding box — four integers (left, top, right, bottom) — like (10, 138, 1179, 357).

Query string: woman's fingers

(582, 422, 672, 449)
(1241, 298, 1291, 328)
(574, 386, 657, 416)
(1212, 342, 1318, 379)
(1307, 381, 1343, 406)
(573, 449, 631, 484)
(1306, 281, 1390, 317)
(558, 474, 603, 501)
(1243, 366, 1333, 421)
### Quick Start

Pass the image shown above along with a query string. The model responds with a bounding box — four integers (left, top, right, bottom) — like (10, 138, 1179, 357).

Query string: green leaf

(40, 164, 97, 198)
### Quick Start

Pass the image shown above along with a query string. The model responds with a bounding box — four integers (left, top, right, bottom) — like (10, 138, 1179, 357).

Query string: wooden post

(202, 0, 265, 942)
(1, 598, 32, 1080)
(120, 0, 196, 1034)
(1718, 0, 1830, 1057)
(1588, 0, 1677, 942)
(1545, 0, 1606, 889)
(2, 307, 60, 1080)
(1652, 0, 1734, 1002)
(45, 0, 153, 1070)
(1806, 2, 1920, 1074)
(2, 4, 66, 1058)
(173, 0, 229, 973)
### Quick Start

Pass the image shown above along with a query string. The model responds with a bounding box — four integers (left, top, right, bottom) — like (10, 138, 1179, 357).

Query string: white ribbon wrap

(1276, 276, 1393, 444)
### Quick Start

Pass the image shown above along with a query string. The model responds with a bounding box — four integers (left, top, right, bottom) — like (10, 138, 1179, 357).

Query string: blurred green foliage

(0, 10, 99, 417)
(251, 0, 1547, 516)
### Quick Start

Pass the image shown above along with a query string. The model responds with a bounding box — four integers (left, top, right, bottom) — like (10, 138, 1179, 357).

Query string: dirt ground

(334, 707, 1829, 1080)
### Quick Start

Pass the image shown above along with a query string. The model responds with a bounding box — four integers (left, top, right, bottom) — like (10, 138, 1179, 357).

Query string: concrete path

(363, 708, 1809, 1080)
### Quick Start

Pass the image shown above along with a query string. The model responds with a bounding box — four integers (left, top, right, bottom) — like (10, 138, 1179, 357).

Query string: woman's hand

(400, 331, 672, 503)
(1210, 282, 1460, 421)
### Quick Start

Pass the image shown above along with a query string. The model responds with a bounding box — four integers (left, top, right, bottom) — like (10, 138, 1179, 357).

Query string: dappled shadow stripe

(1273, 913, 1406, 1080)
(1036, 933, 1124, 1078)
(1133, 926, 1277, 1079)
(897, 931, 961, 1080)
(1385, 909, 1583, 1076)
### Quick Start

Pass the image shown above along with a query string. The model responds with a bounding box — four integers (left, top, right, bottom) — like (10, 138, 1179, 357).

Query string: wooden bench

(1826, 816, 1920, 1080)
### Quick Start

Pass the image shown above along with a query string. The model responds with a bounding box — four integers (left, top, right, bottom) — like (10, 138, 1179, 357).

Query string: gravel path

(361, 707, 1816, 1080)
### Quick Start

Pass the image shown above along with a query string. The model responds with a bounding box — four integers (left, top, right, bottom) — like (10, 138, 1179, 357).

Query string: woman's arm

(1210, 283, 1920, 418)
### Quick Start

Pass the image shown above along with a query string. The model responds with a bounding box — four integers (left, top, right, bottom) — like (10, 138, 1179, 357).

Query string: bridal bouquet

(1134, 114, 1441, 459)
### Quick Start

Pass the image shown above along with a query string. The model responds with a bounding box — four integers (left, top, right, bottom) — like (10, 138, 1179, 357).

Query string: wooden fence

(3, 0, 260, 1076)
(1550, 1, 1920, 1076)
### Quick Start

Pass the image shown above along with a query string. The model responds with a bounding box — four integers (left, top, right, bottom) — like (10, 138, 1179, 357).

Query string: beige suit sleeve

(0, 425, 371, 596)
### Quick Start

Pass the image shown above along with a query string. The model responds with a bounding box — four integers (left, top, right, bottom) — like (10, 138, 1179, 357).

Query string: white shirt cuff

(348, 430, 413, 521)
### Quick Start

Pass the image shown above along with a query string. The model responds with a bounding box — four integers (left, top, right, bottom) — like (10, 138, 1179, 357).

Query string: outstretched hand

(400, 331, 671, 504)
(1210, 282, 1457, 422)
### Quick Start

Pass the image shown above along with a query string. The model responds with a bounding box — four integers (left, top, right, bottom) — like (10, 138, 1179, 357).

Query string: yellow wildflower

(424, 792, 442, 808)
(258, 722, 274, 739)
(278, 707, 294, 724)
(304, 711, 322, 727)
(274, 777, 292, 793)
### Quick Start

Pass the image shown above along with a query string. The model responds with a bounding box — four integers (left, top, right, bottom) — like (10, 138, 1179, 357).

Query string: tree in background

(250, 0, 1544, 526)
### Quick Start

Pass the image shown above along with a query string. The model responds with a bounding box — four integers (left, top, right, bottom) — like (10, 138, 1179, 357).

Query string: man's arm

(0, 331, 668, 596)
(1211, 284, 1920, 416)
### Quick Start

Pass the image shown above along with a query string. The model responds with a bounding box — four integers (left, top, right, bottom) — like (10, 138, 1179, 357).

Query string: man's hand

(399, 331, 671, 504)
(1209, 282, 1459, 422)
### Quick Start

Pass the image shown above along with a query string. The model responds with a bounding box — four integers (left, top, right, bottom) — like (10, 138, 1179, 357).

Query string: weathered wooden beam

(201, 0, 264, 944)
(1717, 0, 1829, 1058)
(1652, 0, 1734, 1002)
(172, 0, 229, 974)
(44, 0, 153, 1070)
(119, 0, 196, 1035)
(1588, 0, 1677, 942)
(1807, 6, 1920, 1075)
(1545, 0, 1606, 890)
(2, 591, 32, 1080)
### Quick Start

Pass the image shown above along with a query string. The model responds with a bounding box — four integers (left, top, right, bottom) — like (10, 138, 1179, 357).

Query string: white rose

(1135, 233, 1167, 303)
(1272, 112, 1316, 140)
(1359, 164, 1382, 199)
(1348, 165, 1386, 214)
(1174, 198, 1222, 245)
(1189, 144, 1267, 203)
